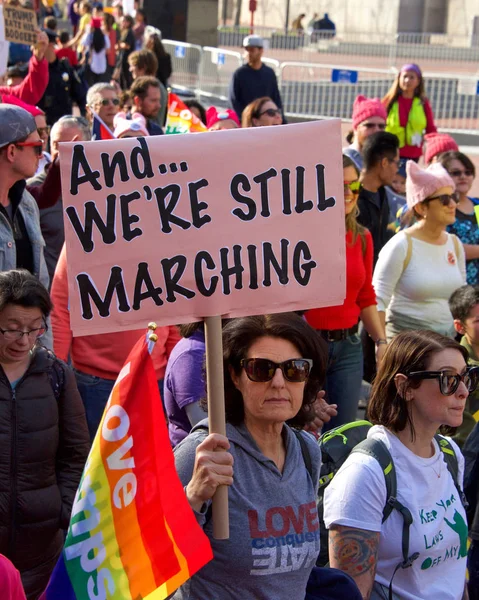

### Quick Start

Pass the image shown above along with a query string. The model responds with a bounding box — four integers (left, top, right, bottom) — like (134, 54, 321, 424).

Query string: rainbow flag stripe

(41, 336, 213, 599)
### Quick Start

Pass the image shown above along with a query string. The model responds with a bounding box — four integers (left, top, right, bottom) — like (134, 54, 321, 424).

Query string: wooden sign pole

(204, 315, 229, 540)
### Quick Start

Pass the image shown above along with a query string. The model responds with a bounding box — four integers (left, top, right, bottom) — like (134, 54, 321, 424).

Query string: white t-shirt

(82, 32, 111, 75)
(372, 231, 466, 335)
(324, 426, 467, 600)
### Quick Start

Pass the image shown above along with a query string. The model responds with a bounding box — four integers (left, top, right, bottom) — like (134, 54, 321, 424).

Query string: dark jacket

(38, 58, 87, 126)
(0, 347, 89, 599)
(27, 163, 64, 286)
(228, 63, 284, 120)
(357, 185, 391, 265)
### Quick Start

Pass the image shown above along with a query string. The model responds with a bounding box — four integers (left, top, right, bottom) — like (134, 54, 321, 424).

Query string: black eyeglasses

(0, 324, 47, 341)
(362, 122, 386, 130)
(425, 193, 459, 206)
(258, 108, 281, 118)
(240, 358, 313, 383)
(408, 367, 479, 395)
(448, 169, 474, 178)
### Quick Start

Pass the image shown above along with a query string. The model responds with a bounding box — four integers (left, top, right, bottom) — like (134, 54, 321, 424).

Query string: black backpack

(295, 421, 466, 600)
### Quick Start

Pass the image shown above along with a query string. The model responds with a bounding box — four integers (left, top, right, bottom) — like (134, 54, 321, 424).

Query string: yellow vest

(386, 97, 427, 148)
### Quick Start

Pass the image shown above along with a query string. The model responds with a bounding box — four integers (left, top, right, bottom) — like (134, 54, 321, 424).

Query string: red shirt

(397, 96, 436, 160)
(305, 229, 376, 330)
(55, 47, 78, 67)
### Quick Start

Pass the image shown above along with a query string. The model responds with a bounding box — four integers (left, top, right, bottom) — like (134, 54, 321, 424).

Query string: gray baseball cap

(0, 104, 37, 149)
(243, 34, 264, 48)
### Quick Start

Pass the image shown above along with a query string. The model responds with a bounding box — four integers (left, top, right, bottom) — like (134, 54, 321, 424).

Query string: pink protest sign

(59, 120, 346, 336)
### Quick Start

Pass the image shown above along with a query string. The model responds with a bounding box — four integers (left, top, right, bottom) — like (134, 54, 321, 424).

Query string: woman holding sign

(305, 155, 387, 429)
(173, 313, 329, 599)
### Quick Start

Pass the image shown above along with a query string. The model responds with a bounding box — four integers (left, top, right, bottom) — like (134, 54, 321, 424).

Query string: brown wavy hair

(343, 154, 366, 251)
(200, 313, 327, 427)
(241, 96, 275, 128)
(367, 329, 468, 439)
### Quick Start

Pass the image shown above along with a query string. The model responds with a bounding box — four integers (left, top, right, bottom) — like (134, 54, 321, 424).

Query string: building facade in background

(219, 0, 478, 38)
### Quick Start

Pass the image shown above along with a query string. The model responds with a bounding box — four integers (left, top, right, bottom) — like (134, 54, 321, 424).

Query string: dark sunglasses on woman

(448, 169, 474, 178)
(408, 366, 479, 396)
(259, 108, 281, 118)
(344, 181, 361, 196)
(240, 358, 313, 382)
(425, 193, 459, 206)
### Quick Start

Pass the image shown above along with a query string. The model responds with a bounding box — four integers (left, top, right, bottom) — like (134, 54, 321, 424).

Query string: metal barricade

(423, 72, 479, 133)
(197, 47, 242, 105)
(279, 62, 396, 120)
(217, 26, 479, 74)
(162, 40, 203, 95)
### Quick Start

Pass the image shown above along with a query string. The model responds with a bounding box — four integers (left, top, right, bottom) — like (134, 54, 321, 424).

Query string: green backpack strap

(435, 434, 468, 509)
(352, 438, 418, 570)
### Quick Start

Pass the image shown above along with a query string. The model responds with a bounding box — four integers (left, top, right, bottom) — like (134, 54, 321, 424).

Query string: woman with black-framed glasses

(241, 96, 283, 128)
(437, 151, 479, 286)
(172, 313, 338, 599)
(325, 329, 471, 600)
(373, 161, 466, 341)
(0, 269, 89, 599)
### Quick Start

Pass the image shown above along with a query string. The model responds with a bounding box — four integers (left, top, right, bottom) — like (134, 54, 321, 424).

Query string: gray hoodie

(172, 419, 321, 600)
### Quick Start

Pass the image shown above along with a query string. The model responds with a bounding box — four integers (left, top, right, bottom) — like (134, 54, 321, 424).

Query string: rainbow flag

(41, 333, 213, 599)
(165, 92, 207, 134)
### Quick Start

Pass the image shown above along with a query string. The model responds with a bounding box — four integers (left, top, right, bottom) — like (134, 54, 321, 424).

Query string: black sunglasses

(448, 169, 474, 178)
(258, 108, 281, 118)
(100, 98, 120, 106)
(425, 193, 459, 206)
(240, 358, 313, 383)
(408, 367, 479, 396)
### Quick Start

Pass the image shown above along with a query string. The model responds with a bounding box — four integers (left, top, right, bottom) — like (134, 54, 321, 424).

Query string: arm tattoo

(330, 527, 379, 577)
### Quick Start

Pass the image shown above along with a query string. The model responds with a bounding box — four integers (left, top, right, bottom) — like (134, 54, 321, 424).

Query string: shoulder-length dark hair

(382, 69, 427, 113)
(0, 269, 52, 317)
(203, 313, 327, 428)
(368, 329, 468, 438)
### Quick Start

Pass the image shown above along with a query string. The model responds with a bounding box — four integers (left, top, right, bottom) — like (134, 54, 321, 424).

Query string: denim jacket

(0, 181, 52, 347)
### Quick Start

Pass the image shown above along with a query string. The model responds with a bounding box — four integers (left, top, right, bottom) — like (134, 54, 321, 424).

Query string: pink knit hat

(206, 107, 240, 129)
(406, 161, 455, 209)
(352, 95, 387, 130)
(113, 112, 149, 138)
(424, 133, 459, 165)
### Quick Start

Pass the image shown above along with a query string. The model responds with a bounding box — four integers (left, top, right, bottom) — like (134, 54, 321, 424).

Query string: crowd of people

(0, 2, 478, 598)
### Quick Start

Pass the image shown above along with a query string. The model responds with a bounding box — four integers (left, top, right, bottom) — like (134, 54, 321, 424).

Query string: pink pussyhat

(424, 133, 459, 164)
(406, 161, 455, 209)
(351, 95, 387, 130)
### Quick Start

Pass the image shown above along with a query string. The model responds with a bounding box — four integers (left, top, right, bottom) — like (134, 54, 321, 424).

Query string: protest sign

(3, 5, 37, 45)
(59, 120, 346, 337)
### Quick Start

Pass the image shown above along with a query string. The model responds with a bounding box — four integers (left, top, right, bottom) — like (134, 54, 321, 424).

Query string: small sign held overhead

(3, 5, 37, 46)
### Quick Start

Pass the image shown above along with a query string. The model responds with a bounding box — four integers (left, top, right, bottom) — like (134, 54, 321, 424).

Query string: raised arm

(329, 525, 380, 600)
